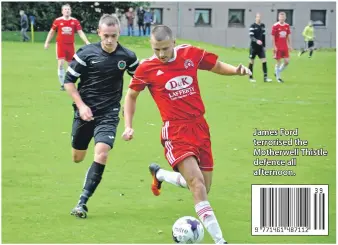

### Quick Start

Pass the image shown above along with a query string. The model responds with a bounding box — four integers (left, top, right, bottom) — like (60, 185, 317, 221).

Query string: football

(172, 216, 204, 244)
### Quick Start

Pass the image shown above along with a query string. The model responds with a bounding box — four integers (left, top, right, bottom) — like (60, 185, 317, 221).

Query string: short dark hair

(99, 14, 120, 28)
(151, 25, 173, 41)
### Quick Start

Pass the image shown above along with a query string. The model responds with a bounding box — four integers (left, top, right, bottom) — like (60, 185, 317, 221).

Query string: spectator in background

(19, 10, 30, 42)
(137, 7, 145, 36)
(144, 8, 153, 36)
(125, 7, 135, 36)
(115, 8, 122, 21)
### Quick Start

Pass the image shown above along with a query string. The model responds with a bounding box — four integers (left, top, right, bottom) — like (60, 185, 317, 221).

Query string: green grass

(2, 34, 336, 244)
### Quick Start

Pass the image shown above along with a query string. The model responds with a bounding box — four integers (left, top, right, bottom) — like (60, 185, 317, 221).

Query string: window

(228, 9, 245, 27)
(311, 10, 326, 26)
(277, 9, 294, 26)
(151, 8, 163, 25)
(195, 9, 211, 26)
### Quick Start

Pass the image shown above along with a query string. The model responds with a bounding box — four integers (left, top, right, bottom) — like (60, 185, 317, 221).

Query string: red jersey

(51, 17, 82, 44)
(271, 22, 291, 50)
(129, 44, 218, 122)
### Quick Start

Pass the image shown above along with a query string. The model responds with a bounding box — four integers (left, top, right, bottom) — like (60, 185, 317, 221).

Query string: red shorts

(274, 49, 289, 59)
(56, 42, 75, 62)
(160, 116, 214, 172)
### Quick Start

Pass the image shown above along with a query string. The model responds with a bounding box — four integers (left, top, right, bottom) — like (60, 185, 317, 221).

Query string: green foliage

(1, 2, 150, 32)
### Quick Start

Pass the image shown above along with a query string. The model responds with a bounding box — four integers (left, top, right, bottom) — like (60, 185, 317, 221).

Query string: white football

(172, 216, 204, 244)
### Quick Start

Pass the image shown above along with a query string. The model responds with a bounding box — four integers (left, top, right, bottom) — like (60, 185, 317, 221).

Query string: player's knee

(72, 154, 85, 163)
(285, 60, 289, 65)
(94, 151, 109, 164)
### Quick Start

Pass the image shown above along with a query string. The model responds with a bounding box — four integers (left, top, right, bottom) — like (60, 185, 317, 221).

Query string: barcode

(252, 185, 328, 235)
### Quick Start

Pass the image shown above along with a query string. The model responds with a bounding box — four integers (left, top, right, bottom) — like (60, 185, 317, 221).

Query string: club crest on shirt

(118, 60, 126, 70)
(184, 59, 194, 69)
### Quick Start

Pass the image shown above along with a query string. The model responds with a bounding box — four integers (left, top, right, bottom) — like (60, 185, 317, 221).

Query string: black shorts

(71, 109, 120, 150)
(249, 46, 266, 59)
(307, 41, 314, 48)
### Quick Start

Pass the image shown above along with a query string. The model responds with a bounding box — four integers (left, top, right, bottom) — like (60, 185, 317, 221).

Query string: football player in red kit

(122, 25, 251, 244)
(44, 4, 90, 90)
(271, 12, 292, 83)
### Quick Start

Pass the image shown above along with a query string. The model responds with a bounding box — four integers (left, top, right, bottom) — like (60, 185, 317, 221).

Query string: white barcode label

(252, 185, 328, 235)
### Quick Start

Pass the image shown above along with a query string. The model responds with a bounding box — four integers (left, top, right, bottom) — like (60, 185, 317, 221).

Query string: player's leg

(63, 44, 74, 91)
(149, 162, 188, 196)
(248, 47, 256, 82)
(71, 116, 94, 163)
(308, 41, 315, 58)
(298, 41, 308, 56)
(274, 51, 283, 82)
(56, 42, 66, 90)
(149, 122, 190, 195)
(279, 51, 290, 73)
(72, 112, 120, 217)
(70, 115, 95, 218)
(177, 157, 227, 244)
(257, 48, 271, 82)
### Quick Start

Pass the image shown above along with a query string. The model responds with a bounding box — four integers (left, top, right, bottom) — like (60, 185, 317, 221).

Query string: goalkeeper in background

(298, 21, 315, 58)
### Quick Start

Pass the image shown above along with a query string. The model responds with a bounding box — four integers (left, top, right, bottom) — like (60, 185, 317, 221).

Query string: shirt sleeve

(64, 47, 87, 84)
(249, 24, 256, 41)
(51, 19, 58, 30)
(129, 64, 148, 91)
(287, 25, 291, 35)
(271, 25, 276, 36)
(75, 19, 82, 31)
(196, 47, 218, 71)
(126, 52, 139, 77)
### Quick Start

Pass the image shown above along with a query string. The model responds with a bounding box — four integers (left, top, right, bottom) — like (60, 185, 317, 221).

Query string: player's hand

(79, 105, 94, 121)
(85, 41, 91, 45)
(236, 64, 252, 76)
(289, 47, 293, 51)
(44, 43, 49, 49)
(256, 40, 263, 45)
(122, 127, 134, 141)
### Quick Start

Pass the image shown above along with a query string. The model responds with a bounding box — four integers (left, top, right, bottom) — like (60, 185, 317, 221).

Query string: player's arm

(302, 26, 308, 38)
(122, 68, 148, 141)
(287, 35, 292, 50)
(77, 30, 90, 45)
(287, 27, 292, 50)
(210, 61, 251, 76)
(64, 48, 93, 121)
(197, 48, 251, 76)
(126, 53, 139, 77)
(249, 24, 257, 42)
(271, 26, 277, 50)
(262, 24, 266, 47)
(124, 88, 141, 129)
(44, 29, 55, 49)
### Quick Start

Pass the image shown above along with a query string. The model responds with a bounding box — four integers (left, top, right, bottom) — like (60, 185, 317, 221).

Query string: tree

(1, 2, 150, 31)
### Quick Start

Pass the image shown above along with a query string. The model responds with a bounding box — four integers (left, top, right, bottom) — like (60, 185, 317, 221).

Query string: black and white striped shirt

(249, 23, 266, 48)
(65, 42, 139, 116)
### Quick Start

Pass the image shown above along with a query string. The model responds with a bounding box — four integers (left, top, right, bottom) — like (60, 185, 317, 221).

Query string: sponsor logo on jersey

(279, 31, 287, 38)
(61, 26, 72, 35)
(165, 76, 193, 91)
(165, 76, 196, 100)
(118, 60, 126, 70)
